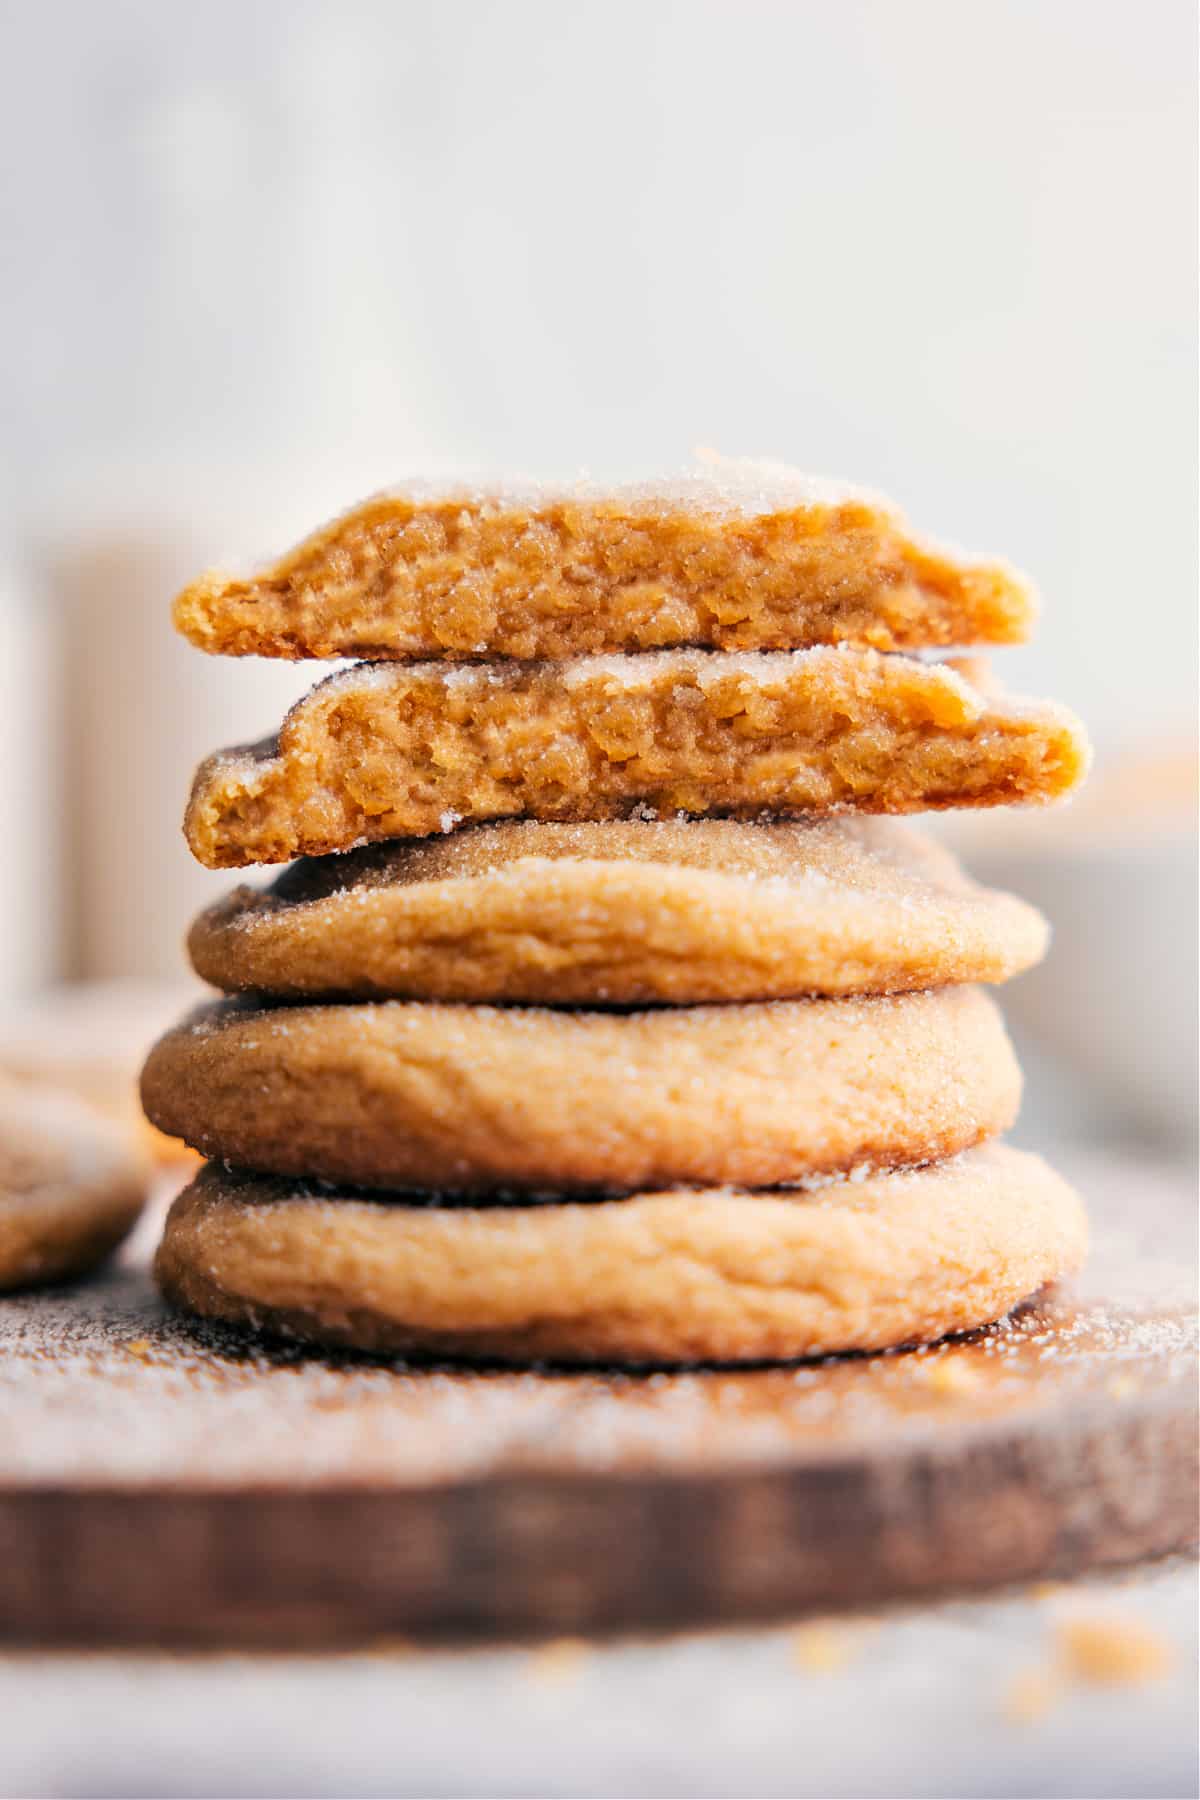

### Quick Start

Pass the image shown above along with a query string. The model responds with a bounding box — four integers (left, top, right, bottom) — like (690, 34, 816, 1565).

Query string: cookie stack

(144, 462, 1091, 1364)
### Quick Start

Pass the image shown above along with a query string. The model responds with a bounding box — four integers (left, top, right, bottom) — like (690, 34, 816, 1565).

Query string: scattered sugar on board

(2, 1256, 1192, 1487)
(2, 1158, 1191, 1487)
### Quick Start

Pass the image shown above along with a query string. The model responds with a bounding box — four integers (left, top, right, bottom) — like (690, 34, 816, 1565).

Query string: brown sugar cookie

(140, 987, 1020, 1193)
(189, 817, 1049, 1004)
(183, 649, 1090, 868)
(154, 1144, 1086, 1364)
(171, 462, 1035, 664)
(0, 1082, 148, 1291)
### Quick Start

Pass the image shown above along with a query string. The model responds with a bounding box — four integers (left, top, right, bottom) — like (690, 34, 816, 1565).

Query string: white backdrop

(0, 0, 1195, 986)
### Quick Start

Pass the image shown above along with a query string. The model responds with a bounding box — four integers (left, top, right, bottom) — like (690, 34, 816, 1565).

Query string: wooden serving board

(0, 1157, 1195, 1648)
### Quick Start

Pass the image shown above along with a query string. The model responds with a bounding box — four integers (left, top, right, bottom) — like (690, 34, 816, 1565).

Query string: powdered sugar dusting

(355, 455, 883, 523)
(0, 1157, 1192, 1487)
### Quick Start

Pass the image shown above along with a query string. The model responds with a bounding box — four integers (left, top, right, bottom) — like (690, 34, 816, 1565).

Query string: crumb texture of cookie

(183, 649, 1090, 867)
(154, 1144, 1087, 1363)
(0, 1083, 147, 1291)
(190, 817, 1049, 1003)
(172, 465, 1035, 663)
(139, 986, 1020, 1192)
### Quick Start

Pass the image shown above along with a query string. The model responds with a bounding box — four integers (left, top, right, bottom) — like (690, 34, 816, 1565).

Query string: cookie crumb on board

(1004, 1609, 1175, 1722)
(1003, 1666, 1062, 1724)
(921, 1358, 981, 1397)
(790, 1622, 865, 1673)
(1056, 1613, 1174, 1685)
(525, 1638, 590, 1683)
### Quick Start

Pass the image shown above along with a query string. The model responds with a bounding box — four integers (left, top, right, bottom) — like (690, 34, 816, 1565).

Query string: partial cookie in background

(171, 462, 1036, 663)
(140, 987, 1020, 1193)
(155, 1144, 1086, 1364)
(189, 817, 1048, 1004)
(0, 980, 203, 1167)
(184, 649, 1090, 867)
(0, 1082, 148, 1291)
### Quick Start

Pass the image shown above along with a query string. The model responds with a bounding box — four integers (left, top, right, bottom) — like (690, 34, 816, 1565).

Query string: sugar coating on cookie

(189, 817, 1049, 1004)
(154, 1143, 1087, 1364)
(0, 1083, 148, 1291)
(140, 987, 1020, 1193)
(183, 648, 1090, 868)
(172, 459, 1035, 665)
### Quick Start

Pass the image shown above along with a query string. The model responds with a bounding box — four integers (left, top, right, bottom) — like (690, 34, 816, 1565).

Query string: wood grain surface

(0, 1162, 1195, 1647)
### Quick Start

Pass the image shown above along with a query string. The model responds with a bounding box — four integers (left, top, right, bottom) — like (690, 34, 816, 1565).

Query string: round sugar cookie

(0, 1082, 148, 1291)
(140, 988, 1019, 1193)
(188, 817, 1048, 1005)
(154, 1144, 1087, 1364)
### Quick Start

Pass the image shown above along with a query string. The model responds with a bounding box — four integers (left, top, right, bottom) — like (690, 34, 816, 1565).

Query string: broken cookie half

(174, 462, 1035, 663)
(184, 647, 1089, 868)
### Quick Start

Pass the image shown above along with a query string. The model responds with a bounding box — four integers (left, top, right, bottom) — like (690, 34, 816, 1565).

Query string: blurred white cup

(945, 749, 1198, 1151)
(0, 560, 62, 995)
(47, 530, 316, 984)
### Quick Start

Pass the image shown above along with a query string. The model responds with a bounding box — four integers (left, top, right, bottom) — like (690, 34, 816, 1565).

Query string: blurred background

(0, 0, 1195, 1155)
